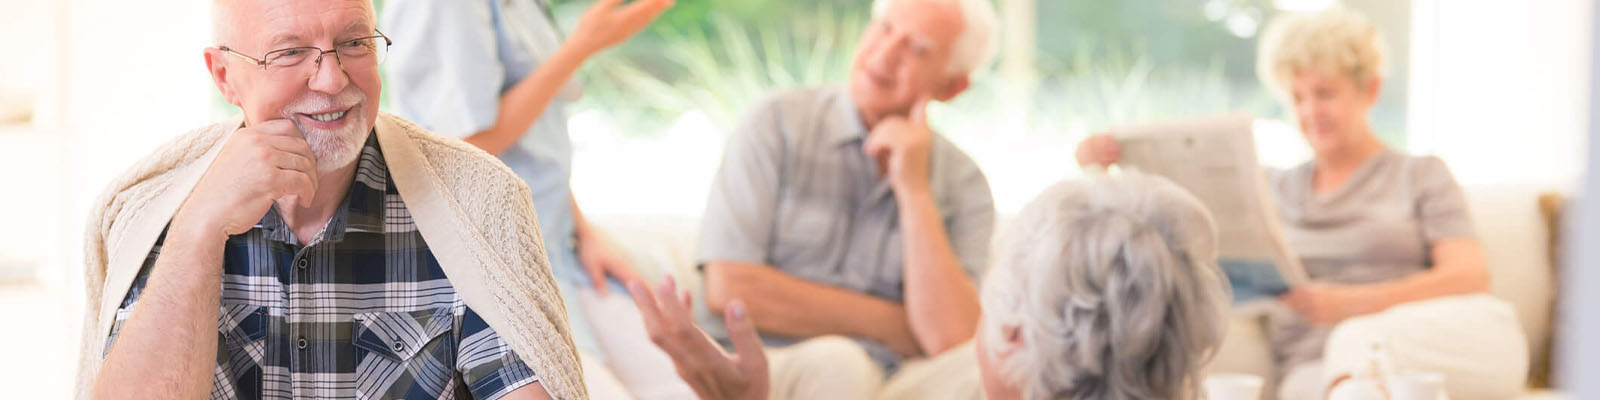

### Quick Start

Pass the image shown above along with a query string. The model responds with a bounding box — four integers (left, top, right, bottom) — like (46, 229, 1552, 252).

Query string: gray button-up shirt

(697, 86, 995, 370)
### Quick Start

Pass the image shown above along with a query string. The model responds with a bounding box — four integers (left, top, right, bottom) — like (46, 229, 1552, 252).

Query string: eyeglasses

(217, 30, 392, 81)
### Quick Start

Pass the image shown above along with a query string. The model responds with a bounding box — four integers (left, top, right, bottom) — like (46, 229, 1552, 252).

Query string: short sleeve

(457, 305, 540, 400)
(696, 97, 788, 267)
(380, 0, 505, 138)
(1413, 156, 1477, 242)
(940, 147, 995, 279)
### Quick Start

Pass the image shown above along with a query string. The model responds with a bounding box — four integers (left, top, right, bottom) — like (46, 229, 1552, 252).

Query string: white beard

(282, 88, 369, 174)
(301, 115, 367, 174)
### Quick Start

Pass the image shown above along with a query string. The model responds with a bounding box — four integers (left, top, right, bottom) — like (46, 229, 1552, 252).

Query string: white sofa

(592, 184, 1566, 399)
(1204, 184, 1563, 398)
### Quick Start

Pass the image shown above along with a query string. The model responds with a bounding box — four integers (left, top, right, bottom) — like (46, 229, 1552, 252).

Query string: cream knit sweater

(76, 113, 587, 399)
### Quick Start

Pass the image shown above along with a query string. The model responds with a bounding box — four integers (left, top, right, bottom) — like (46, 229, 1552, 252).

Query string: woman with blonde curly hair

(1079, 7, 1528, 400)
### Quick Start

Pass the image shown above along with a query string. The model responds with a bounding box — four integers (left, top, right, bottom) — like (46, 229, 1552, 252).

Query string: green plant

(572, 4, 866, 137)
(570, 0, 1278, 143)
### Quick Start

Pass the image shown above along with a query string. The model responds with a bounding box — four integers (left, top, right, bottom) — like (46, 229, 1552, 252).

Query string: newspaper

(1109, 115, 1308, 308)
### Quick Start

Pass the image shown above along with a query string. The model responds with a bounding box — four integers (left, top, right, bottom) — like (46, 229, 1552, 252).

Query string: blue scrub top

(380, 0, 579, 276)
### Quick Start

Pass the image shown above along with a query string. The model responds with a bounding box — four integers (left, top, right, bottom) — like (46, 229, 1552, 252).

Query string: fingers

(657, 275, 694, 322)
(589, 264, 609, 295)
(609, 262, 646, 293)
(628, 280, 666, 338)
(1076, 135, 1120, 168)
(637, 276, 729, 370)
(620, 0, 673, 20)
(588, 0, 624, 12)
(261, 133, 319, 187)
(272, 169, 317, 208)
(1279, 290, 1320, 321)
(251, 119, 303, 138)
(270, 147, 316, 175)
(259, 136, 318, 206)
(862, 121, 896, 159)
(262, 133, 314, 155)
(723, 300, 768, 375)
(909, 95, 932, 125)
(1097, 136, 1121, 163)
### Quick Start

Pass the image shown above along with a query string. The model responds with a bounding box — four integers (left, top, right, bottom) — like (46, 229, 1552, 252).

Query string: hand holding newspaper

(1107, 115, 1308, 309)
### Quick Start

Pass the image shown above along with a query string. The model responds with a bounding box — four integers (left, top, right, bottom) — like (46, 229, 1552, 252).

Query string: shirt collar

(252, 130, 387, 244)
(827, 86, 871, 147)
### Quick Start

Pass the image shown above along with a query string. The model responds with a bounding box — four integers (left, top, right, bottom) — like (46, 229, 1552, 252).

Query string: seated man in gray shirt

(695, 0, 998, 399)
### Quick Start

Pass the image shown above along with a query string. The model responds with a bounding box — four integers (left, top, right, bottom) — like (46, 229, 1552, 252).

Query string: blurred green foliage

(358, 0, 1399, 143)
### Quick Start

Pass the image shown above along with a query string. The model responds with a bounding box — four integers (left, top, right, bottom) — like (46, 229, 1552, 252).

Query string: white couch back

(1466, 185, 1557, 369)
(592, 184, 1559, 379)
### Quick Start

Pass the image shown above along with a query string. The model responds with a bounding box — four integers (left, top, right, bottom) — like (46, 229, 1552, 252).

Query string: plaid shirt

(105, 133, 539, 399)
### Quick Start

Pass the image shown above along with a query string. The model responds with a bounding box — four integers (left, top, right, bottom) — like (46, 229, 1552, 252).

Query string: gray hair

(211, 0, 376, 46)
(871, 0, 1000, 77)
(979, 173, 1229, 400)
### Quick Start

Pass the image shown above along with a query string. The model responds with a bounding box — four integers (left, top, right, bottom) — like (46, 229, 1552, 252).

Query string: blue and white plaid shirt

(105, 132, 539, 399)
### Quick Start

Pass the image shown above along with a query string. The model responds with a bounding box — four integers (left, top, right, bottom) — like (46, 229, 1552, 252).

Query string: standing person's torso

(381, 0, 578, 261)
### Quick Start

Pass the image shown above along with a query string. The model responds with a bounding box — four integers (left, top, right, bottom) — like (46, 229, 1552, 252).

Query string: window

(523, 0, 1408, 213)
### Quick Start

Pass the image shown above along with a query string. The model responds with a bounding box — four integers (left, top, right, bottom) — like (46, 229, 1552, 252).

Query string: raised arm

(863, 99, 985, 355)
(95, 120, 318, 399)
(382, 0, 671, 154)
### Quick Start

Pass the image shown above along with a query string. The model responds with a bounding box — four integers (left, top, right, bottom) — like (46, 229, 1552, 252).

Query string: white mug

(1204, 373, 1265, 400)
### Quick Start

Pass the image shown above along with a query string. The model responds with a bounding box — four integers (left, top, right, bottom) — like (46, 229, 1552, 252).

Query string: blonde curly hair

(1257, 6, 1389, 98)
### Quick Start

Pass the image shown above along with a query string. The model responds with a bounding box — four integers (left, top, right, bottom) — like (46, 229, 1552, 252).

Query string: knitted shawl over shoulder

(76, 113, 586, 399)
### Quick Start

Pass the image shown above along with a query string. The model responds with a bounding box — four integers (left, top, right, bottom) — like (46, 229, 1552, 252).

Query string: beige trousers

(1276, 294, 1528, 400)
(765, 336, 984, 400)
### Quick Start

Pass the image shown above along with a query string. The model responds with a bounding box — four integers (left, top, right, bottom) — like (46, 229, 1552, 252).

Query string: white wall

(0, 1, 218, 397)
(1407, 1, 1592, 385)
(1409, 0, 1592, 189)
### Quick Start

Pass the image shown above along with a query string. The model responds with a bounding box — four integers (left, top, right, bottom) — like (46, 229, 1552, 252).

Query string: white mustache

(280, 90, 365, 120)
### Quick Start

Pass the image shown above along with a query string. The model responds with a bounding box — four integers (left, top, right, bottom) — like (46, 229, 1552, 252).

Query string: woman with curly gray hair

(976, 173, 1229, 400)
(627, 172, 1230, 400)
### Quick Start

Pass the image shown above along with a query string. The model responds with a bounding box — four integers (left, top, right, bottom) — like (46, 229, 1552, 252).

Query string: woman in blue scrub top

(380, 1, 681, 397)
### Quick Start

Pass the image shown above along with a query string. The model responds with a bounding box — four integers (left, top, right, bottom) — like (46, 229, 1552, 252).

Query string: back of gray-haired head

(980, 172, 1229, 400)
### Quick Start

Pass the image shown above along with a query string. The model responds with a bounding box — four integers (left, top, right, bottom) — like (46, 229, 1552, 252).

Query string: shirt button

(296, 259, 308, 269)
(392, 341, 405, 352)
(296, 337, 308, 350)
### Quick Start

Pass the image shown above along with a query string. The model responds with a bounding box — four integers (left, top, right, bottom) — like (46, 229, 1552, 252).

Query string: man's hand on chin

(173, 118, 318, 242)
(864, 97, 934, 196)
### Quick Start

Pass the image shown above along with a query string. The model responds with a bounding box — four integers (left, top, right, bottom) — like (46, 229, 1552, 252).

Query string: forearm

(895, 189, 980, 355)
(462, 43, 592, 155)
(1355, 267, 1485, 315)
(500, 382, 553, 400)
(94, 227, 226, 399)
(704, 262, 918, 356)
(1361, 240, 1490, 313)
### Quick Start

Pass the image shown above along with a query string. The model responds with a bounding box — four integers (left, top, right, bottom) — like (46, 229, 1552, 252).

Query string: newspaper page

(1109, 115, 1308, 308)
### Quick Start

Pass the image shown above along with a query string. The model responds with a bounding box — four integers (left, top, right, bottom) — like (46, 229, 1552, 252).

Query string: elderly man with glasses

(77, 1, 583, 399)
